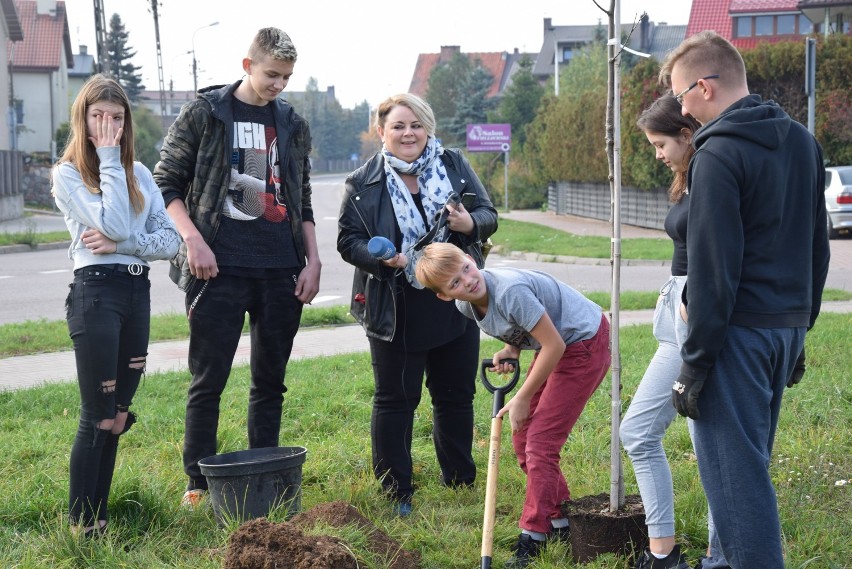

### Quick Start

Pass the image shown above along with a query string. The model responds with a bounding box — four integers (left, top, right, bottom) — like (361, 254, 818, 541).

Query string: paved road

(1, 174, 850, 326)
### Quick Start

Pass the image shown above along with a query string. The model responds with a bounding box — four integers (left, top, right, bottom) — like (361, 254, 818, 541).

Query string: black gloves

(787, 347, 806, 388)
(672, 365, 708, 420)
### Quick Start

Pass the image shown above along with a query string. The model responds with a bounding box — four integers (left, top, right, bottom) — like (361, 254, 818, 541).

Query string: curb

(491, 246, 670, 267)
(0, 241, 70, 255)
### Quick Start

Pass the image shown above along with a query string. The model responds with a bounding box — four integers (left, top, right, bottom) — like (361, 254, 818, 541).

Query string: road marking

(310, 295, 341, 305)
(40, 269, 71, 274)
(0, 275, 12, 280)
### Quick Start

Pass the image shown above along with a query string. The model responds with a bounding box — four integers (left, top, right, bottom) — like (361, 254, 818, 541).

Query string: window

(562, 47, 573, 62)
(755, 15, 774, 36)
(800, 15, 814, 35)
(736, 17, 752, 38)
(13, 99, 24, 125)
(777, 14, 796, 35)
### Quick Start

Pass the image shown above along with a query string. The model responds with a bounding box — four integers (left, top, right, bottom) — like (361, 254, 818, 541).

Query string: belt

(75, 263, 149, 276)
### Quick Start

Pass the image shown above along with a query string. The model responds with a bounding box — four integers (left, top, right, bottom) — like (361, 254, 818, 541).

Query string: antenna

(149, 0, 167, 124)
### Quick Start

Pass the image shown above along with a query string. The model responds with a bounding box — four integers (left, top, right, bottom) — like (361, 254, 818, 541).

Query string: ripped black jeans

(66, 265, 150, 527)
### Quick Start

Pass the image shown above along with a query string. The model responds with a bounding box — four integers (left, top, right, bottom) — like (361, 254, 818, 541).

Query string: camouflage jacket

(153, 80, 313, 291)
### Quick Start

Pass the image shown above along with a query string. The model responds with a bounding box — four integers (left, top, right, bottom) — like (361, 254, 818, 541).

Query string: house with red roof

(687, 0, 850, 50)
(408, 45, 535, 101)
(6, 0, 72, 154)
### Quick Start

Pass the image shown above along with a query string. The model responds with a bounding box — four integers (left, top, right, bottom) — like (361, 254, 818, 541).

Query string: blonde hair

(56, 74, 143, 213)
(659, 30, 746, 90)
(249, 27, 297, 62)
(415, 242, 468, 293)
(375, 93, 436, 137)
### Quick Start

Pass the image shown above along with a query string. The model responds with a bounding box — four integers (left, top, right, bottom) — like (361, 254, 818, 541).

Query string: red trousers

(512, 315, 611, 533)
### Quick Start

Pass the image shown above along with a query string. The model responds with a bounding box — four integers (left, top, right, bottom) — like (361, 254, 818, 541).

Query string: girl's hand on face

(82, 228, 118, 254)
(88, 112, 123, 149)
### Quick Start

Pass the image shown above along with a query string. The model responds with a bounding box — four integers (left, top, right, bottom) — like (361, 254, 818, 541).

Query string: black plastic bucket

(198, 446, 307, 525)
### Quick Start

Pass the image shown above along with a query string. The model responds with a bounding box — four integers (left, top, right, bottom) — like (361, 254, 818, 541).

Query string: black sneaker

(634, 544, 690, 569)
(504, 533, 544, 568)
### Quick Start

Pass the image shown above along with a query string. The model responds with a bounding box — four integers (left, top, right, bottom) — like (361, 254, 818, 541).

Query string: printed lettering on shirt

(224, 122, 288, 223)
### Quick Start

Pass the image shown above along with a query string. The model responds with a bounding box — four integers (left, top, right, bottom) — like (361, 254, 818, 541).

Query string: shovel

(479, 358, 520, 569)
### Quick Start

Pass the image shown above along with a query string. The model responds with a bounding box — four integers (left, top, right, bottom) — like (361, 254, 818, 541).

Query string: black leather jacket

(337, 149, 498, 341)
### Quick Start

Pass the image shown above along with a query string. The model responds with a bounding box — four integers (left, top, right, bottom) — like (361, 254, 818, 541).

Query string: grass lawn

(0, 313, 849, 568)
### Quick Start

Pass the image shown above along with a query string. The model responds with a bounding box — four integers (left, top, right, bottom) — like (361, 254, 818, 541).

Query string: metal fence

(548, 181, 670, 230)
(0, 150, 24, 221)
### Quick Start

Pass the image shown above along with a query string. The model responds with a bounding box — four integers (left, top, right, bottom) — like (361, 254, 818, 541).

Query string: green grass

(491, 218, 674, 260)
(0, 230, 69, 247)
(0, 305, 356, 357)
(0, 313, 848, 568)
(4, 289, 849, 358)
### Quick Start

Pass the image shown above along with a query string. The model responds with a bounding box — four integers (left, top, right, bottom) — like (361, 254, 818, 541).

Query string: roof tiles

(7, 0, 72, 70)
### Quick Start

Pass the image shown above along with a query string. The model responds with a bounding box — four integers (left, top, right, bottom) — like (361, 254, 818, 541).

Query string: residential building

(687, 0, 850, 47)
(6, 0, 72, 156)
(533, 16, 686, 83)
(67, 43, 96, 102)
(408, 45, 536, 100)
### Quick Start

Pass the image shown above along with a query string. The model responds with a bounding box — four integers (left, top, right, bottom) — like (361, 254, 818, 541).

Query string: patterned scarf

(382, 136, 455, 288)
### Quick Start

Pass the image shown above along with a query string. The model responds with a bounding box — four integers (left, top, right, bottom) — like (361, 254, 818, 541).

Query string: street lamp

(192, 21, 220, 93)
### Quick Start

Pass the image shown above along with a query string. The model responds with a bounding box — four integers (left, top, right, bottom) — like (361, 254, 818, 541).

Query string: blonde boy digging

(416, 242, 611, 568)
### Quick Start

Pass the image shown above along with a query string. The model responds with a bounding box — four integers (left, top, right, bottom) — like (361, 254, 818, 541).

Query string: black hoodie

(681, 94, 830, 378)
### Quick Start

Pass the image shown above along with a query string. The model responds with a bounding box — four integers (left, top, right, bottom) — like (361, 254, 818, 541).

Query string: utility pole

(92, 0, 109, 75)
(150, 0, 167, 124)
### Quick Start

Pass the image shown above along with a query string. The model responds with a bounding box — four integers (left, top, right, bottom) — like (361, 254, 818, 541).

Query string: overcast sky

(60, 0, 692, 108)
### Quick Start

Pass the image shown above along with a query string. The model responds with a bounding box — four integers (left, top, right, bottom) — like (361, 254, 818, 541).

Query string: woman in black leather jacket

(337, 93, 497, 516)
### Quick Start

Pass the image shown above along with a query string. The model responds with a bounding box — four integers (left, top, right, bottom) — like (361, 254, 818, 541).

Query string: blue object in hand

(368, 236, 397, 260)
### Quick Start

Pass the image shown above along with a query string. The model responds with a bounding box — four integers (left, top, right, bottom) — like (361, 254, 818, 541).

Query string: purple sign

(466, 123, 512, 153)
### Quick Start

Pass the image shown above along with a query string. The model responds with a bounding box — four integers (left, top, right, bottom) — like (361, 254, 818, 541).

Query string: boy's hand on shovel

(497, 394, 532, 433)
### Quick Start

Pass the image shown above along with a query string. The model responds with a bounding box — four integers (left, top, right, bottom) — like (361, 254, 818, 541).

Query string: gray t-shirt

(456, 268, 602, 350)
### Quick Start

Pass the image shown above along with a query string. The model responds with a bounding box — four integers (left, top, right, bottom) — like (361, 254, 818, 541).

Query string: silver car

(825, 166, 852, 239)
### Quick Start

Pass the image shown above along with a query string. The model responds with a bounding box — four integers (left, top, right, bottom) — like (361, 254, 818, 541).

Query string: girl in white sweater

(52, 74, 179, 537)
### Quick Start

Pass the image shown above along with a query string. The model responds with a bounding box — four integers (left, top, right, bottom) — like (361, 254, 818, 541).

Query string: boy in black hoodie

(659, 31, 830, 568)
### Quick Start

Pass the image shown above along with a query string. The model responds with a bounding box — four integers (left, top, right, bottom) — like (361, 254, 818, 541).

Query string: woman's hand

(82, 228, 117, 254)
(446, 203, 475, 235)
(88, 112, 122, 149)
(381, 252, 408, 269)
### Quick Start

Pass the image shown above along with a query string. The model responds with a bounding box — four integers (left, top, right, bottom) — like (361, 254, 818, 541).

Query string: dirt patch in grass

(222, 501, 420, 569)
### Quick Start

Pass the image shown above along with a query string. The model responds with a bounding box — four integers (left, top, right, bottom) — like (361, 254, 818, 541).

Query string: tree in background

(287, 78, 369, 168)
(426, 52, 472, 142)
(493, 56, 544, 150)
(524, 39, 609, 185)
(107, 13, 145, 102)
(443, 60, 496, 146)
(132, 105, 164, 171)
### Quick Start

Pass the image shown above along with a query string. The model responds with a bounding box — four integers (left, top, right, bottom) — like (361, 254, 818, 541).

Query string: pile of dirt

(222, 501, 421, 569)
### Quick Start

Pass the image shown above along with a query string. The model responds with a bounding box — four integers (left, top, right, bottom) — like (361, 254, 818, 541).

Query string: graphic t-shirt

(213, 98, 298, 271)
(456, 268, 602, 350)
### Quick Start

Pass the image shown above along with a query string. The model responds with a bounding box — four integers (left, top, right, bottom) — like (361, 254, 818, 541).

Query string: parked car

(825, 166, 852, 239)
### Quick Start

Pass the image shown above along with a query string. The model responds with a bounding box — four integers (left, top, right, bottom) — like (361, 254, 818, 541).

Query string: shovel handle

(480, 359, 520, 417)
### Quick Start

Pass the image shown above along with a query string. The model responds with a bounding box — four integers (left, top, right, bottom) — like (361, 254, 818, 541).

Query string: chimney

(544, 17, 552, 33)
(36, 0, 57, 15)
(79, 45, 88, 55)
(439, 45, 460, 63)
(640, 14, 650, 53)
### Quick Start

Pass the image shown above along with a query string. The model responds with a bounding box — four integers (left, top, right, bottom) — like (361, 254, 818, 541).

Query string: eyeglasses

(674, 74, 720, 105)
